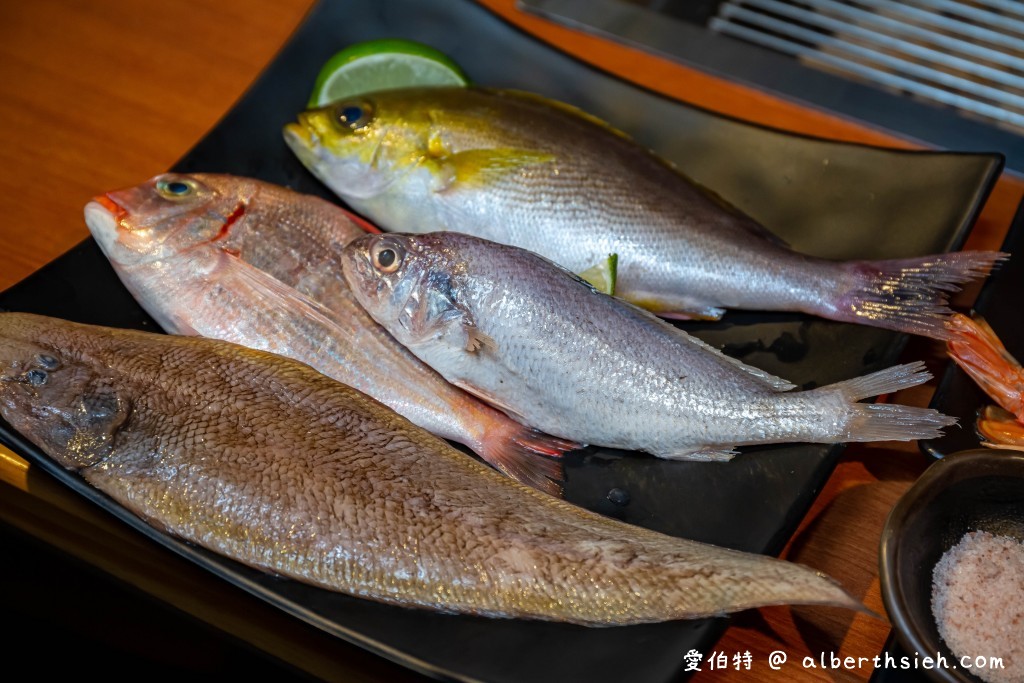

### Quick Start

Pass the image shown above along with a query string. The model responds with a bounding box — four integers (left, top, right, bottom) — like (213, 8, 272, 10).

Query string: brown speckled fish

(83, 173, 571, 494)
(0, 312, 866, 624)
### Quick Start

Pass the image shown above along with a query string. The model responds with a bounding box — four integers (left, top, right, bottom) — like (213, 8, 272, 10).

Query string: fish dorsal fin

(726, 209, 790, 249)
(494, 88, 637, 143)
(680, 331, 796, 392)
(612, 295, 796, 391)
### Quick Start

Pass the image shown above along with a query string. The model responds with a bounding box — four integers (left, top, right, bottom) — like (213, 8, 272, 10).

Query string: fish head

(341, 232, 468, 349)
(284, 91, 449, 203)
(0, 314, 130, 470)
(84, 172, 257, 269)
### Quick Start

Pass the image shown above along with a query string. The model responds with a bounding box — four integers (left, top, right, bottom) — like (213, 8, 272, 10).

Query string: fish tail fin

(829, 251, 1007, 339)
(945, 313, 1024, 420)
(726, 560, 873, 618)
(661, 363, 947, 455)
(830, 360, 935, 401)
(820, 361, 956, 442)
(657, 539, 873, 621)
(475, 425, 580, 497)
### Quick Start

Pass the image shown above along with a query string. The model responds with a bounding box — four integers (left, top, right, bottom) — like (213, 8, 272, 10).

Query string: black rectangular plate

(0, 0, 1004, 681)
(921, 197, 1024, 459)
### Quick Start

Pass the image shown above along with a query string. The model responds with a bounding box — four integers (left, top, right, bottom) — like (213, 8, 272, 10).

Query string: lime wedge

(309, 38, 469, 107)
(579, 254, 618, 295)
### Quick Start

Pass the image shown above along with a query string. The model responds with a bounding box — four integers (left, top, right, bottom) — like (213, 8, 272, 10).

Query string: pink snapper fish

(83, 173, 574, 494)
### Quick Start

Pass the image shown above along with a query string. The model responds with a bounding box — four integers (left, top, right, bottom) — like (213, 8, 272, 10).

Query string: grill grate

(710, 0, 1024, 132)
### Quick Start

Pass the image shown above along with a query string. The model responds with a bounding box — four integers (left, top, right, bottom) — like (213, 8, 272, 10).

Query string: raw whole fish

(283, 86, 1004, 340)
(0, 312, 867, 624)
(342, 231, 955, 460)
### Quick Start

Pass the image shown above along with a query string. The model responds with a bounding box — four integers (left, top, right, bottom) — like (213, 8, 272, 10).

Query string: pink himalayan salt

(931, 530, 1024, 683)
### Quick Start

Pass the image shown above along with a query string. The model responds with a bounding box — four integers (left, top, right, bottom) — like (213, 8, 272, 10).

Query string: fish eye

(370, 240, 404, 274)
(156, 178, 197, 199)
(335, 101, 373, 131)
(35, 354, 59, 370)
(24, 369, 48, 387)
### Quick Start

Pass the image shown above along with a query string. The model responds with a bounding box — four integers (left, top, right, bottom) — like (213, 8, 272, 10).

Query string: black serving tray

(0, 1, 1004, 681)
(921, 197, 1024, 460)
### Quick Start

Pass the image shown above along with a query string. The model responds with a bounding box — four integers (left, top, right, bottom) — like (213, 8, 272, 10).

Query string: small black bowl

(879, 450, 1024, 683)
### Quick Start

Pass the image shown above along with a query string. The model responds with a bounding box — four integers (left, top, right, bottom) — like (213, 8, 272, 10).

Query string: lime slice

(579, 254, 618, 296)
(309, 38, 469, 107)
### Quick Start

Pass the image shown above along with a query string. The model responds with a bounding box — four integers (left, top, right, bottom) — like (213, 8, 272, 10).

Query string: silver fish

(342, 231, 955, 459)
(83, 173, 573, 494)
(0, 312, 867, 624)
(284, 86, 1004, 339)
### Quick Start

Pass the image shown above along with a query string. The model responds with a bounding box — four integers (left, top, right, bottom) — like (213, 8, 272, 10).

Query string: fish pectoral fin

(406, 291, 492, 355)
(681, 333, 797, 392)
(464, 325, 496, 353)
(445, 148, 555, 187)
(226, 255, 346, 332)
(431, 294, 494, 355)
(652, 446, 739, 462)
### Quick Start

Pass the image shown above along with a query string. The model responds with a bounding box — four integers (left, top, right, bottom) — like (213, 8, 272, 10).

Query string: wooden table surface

(1, 1, 1021, 681)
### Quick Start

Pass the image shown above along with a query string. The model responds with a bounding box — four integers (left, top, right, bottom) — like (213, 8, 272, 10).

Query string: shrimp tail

(946, 313, 1024, 424)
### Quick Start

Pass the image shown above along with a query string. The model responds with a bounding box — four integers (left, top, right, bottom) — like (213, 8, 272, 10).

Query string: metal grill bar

(719, 4, 1024, 109)
(709, 17, 1024, 129)
(712, 0, 1024, 131)
(848, 0, 1023, 50)
(793, 0, 1024, 72)
(906, 0, 1024, 34)
(739, 0, 1024, 90)
(956, 0, 1024, 20)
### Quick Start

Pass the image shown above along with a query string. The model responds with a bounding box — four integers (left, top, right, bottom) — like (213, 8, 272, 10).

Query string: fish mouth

(340, 236, 374, 289)
(84, 198, 123, 260)
(283, 121, 330, 180)
(341, 235, 393, 309)
(283, 118, 399, 201)
(283, 120, 321, 166)
(92, 194, 127, 223)
(283, 121, 315, 149)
